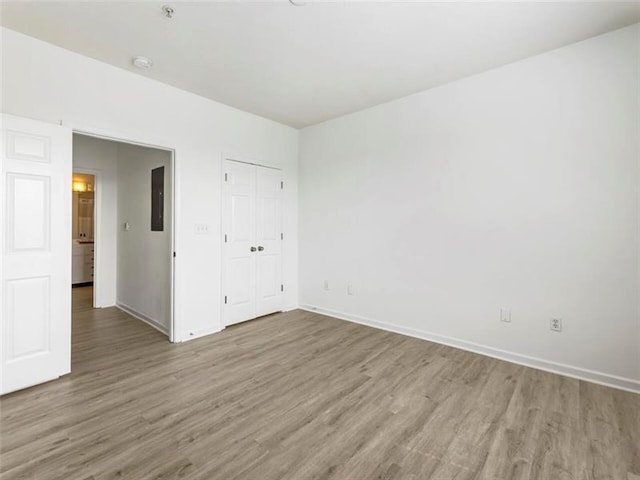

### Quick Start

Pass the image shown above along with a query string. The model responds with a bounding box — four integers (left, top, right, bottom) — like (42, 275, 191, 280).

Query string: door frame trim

(67, 123, 177, 343)
(220, 154, 283, 329)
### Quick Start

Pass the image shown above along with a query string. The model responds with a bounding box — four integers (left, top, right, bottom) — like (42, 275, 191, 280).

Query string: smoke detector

(132, 56, 153, 69)
(162, 5, 174, 18)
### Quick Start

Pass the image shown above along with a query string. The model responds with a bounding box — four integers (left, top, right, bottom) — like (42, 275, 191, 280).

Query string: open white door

(1, 114, 72, 395)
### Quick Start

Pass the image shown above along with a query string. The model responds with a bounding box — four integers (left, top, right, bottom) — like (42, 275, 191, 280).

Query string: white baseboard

(175, 307, 299, 343)
(175, 325, 223, 343)
(116, 303, 169, 337)
(299, 304, 640, 394)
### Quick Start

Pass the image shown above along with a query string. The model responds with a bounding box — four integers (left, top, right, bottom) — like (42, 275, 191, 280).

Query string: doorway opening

(72, 133, 175, 341)
(71, 171, 96, 313)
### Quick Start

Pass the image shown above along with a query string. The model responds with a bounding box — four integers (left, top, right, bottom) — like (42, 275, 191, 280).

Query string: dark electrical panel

(151, 166, 164, 231)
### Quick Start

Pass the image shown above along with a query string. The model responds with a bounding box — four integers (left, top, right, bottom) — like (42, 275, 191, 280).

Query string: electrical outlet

(550, 318, 562, 332)
(500, 308, 511, 323)
(323, 280, 330, 291)
(347, 283, 354, 295)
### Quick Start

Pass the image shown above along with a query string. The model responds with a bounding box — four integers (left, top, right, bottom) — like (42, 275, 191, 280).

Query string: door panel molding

(5, 173, 51, 253)
(6, 130, 51, 163)
(5, 276, 51, 362)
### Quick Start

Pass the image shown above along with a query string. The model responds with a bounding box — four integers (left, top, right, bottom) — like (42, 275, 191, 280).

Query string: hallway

(70, 286, 170, 376)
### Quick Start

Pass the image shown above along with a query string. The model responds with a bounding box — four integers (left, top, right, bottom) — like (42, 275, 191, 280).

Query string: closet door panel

(255, 166, 283, 317)
(222, 160, 256, 325)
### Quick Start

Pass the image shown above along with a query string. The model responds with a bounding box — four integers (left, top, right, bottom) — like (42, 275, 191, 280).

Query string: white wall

(2, 27, 299, 341)
(117, 144, 172, 333)
(299, 24, 640, 390)
(72, 134, 118, 307)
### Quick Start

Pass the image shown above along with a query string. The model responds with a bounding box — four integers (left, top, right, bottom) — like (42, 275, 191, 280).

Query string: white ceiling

(1, 1, 639, 128)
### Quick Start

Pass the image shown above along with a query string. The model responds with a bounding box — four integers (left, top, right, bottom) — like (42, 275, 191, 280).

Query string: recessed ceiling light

(132, 56, 153, 69)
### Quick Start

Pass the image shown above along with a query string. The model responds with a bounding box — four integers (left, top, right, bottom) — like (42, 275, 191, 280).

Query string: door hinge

(173, 251, 176, 258)
(280, 181, 283, 190)
(224, 295, 227, 304)
(280, 232, 283, 240)
(281, 284, 284, 292)
(224, 172, 228, 182)
(224, 233, 228, 243)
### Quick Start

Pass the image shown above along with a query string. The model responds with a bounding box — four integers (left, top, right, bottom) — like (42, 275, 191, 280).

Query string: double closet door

(222, 159, 283, 326)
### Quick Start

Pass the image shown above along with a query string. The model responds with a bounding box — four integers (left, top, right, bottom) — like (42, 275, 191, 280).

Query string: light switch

(195, 223, 209, 235)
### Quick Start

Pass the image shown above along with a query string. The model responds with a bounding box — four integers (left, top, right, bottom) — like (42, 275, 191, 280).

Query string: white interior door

(1, 114, 72, 395)
(255, 166, 283, 317)
(222, 160, 257, 325)
(222, 159, 283, 326)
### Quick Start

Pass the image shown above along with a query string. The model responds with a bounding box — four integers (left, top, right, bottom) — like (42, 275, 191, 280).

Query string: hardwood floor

(1, 287, 638, 480)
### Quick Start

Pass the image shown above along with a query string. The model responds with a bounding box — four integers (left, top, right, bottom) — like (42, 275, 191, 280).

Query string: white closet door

(255, 166, 283, 317)
(222, 160, 283, 326)
(1, 114, 72, 395)
(222, 160, 257, 325)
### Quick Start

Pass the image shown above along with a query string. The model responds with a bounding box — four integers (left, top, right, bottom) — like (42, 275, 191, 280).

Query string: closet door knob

(250, 246, 257, 252)
(257, 246, 264, 251)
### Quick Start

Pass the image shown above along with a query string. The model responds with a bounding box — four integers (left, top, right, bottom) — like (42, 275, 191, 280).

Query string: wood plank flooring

(1, 286, 638, 479)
